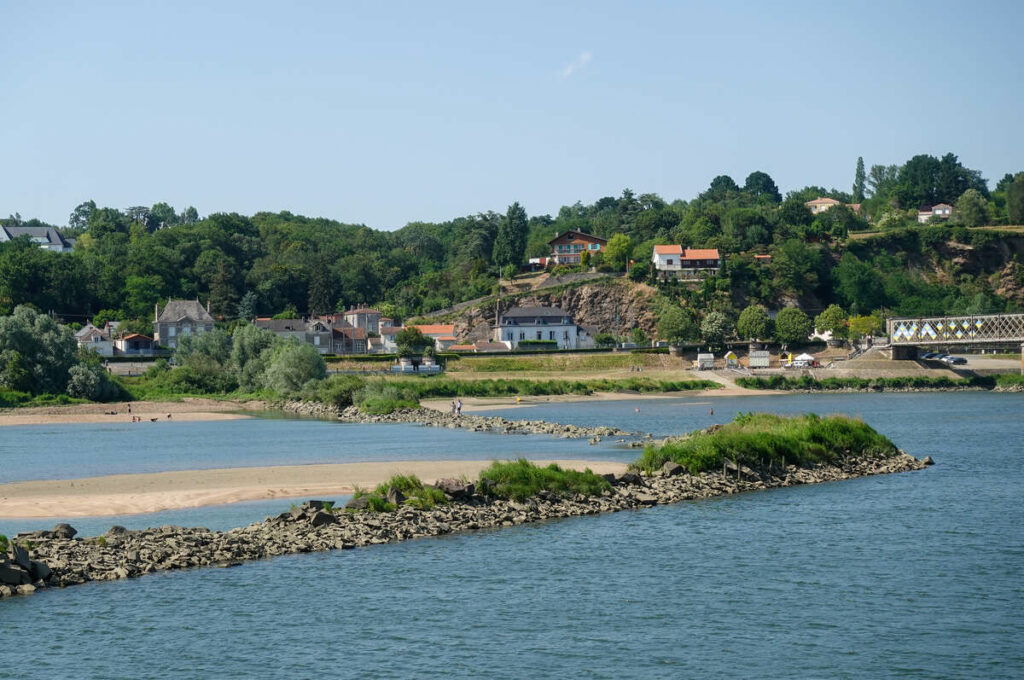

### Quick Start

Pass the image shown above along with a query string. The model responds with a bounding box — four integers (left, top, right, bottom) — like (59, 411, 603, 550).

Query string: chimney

(207, 299, 211, 313)
(154, 303, 159, 321)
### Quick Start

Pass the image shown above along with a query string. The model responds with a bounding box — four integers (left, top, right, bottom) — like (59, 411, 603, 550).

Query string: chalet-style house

(547, 230, 607, 265)
(917, 204, 954, 223)
(651, 246, 722, 278)
(494, 306, 593, 350)
(154, 300, 215, 349)
(804, 197, 862, 215)
(0, 225, 73, 252)
(115, 333, 156, 355)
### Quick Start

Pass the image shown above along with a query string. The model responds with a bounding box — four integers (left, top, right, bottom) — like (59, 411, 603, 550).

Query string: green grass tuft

(477, 459, 612, 501)
(632, 412, 900, 475)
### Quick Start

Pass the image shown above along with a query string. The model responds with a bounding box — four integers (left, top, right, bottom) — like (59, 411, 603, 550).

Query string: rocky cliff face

(451, 279, 660, 342)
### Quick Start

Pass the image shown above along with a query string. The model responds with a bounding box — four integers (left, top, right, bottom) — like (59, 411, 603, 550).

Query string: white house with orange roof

(651, 245, 683, 274)
(411, 324, 458, 351)
(652, 246, 721, 279)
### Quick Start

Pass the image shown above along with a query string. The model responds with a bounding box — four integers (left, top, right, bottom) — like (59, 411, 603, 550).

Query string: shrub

(354, 380, 420, 414)
(309, 374, 366, 409)
(632, 413, 899, 475)
(353, 474, 449, 511)
(477, 459, 611, 501)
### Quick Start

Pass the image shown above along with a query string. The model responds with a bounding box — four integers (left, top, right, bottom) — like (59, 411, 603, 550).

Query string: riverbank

(0, 398, 264, 427)
(0, 450, 927, 597)
(0, 460, 627, 519)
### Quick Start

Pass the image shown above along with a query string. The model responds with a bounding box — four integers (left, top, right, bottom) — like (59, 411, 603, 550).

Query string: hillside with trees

(1, 152, 1022, 345)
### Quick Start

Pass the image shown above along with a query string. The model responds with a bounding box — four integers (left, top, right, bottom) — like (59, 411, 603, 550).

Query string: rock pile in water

(0, 453, 928, 599)
(280, 401, 631, 440)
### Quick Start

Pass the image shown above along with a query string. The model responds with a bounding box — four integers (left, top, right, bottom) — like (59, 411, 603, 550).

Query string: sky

(1, 0, 1022, 229)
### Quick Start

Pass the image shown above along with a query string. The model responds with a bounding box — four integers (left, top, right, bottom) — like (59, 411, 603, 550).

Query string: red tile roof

(448, 344, 476, 351)
(653, 245, 683, 255)
(805, 197, 841, 205)
(411, 324, 455, 336)
(683, 248, 720, 259)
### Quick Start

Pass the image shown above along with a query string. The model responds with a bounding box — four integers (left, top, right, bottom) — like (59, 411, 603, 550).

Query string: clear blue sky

(2, 1, 1021, 228)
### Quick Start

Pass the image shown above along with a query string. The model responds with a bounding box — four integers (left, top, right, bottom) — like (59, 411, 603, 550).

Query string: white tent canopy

(794, 353, 816, 361)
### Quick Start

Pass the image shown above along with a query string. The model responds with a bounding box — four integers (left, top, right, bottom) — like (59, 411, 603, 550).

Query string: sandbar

(0, 459, 628, 519)
(0, 398, 264, 427)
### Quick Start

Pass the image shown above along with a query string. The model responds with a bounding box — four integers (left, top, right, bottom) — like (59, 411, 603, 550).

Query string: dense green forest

(2, 153, 1022, 331)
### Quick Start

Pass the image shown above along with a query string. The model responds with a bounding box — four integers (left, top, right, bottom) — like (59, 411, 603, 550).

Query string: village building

(547, 230, 607, 265)
(0, 225, 73, 252)
(74, 324, 114, 357)
(494, 306, 592, 350)
(343, 307, 383, 335)
(255, 318, 335, 353)
(917, 203, 954, 223)
(804, 197, 862, 215)
(153, 300, 215, 349)
(651, 246, 722, 278)
(332, 326, 368, 354)
(115, 333, 156, 356)
(409, 324, 458, 351)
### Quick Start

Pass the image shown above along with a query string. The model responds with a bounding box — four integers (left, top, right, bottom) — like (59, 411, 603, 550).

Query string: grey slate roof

(1, 226, 71, 249)
(157, 299, 215, 323)
(254, 318, 306, 332)
(501, 306, 570, 318)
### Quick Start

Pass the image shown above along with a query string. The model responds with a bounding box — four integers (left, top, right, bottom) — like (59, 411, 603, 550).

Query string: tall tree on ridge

(492, 202, 528, 268)
(852, 157, 866, 202)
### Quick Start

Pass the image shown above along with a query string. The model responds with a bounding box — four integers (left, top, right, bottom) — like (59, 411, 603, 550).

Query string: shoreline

(0, 459, 628, 519)
(0, 398, 264, 427)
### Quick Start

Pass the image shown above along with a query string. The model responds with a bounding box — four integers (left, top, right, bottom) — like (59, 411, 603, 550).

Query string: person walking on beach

(450, 400, 456, 415)
(456, 399, 463, 416)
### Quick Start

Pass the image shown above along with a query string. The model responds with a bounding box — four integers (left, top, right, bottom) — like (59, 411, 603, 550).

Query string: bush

(478, 459, 611, 501)
(391, 377, 719, 399)
(352, 474, 449, 511)
(0, 389, 31, 407)
(516, 340, 558, 350)
(632, 413, 899, 475)
(354, 380, 420, 414)
(735, 375, 992, 391)
(262, 342, 327, 395)
(309, 374, 366, 409)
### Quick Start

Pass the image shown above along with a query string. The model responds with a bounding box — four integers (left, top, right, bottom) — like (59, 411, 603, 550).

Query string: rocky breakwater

(280, 401, 632, 441)
(0, 452, 930, 599)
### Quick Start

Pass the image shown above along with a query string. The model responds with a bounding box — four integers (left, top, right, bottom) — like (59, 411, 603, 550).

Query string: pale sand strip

(0, 399, 264, 427)
(0, 460, 628, 519)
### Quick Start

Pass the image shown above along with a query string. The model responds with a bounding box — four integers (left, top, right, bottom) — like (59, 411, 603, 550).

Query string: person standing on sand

(456, 399, 462, 416)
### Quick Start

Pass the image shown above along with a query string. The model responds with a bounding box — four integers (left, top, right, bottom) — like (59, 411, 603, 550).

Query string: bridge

(887, 313, 1024, 359)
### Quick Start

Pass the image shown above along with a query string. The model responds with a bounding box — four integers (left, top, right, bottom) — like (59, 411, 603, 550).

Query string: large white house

(494, 306, 593, 350)
(0, 225, 73, 252)
(74, 323, 114, 357)
(652, 246, 722, 278)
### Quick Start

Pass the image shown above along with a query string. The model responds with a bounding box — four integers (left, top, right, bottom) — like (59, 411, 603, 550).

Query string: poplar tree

(492, 202, 528, 268)
(852, 157, 866, 202)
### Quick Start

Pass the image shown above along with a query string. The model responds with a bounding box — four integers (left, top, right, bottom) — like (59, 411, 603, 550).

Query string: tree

(1008, 174, 1024, 224)
(699, 311, 732, 346)
(847, 315, 883, 340)
(236, 291, 259, 321)
(230, 323, 279, 390)
(835, 253, 885, 313)
(656, 306, 697, 345)
(814, 304, 847, 340)
(774, 307, 812, 346)
(0, 305, 78, 395)
(395, 327, 434, 354)
(736, 304, 772, 341)
(604, 233, 632, 271)
(492, 202, 528, 268)
(66, 362, 120, 401)
(706, 175, 739, 200)
(743, 171, 782, 203)
(955, 188, 989, 227)
(262, 342, 326, 394)
(852, 157, 866, 202)
(68, 200, 96, 231)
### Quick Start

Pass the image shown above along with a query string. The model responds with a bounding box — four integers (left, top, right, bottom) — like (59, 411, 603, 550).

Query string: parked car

(941, 356, 967, 365)
(920, 352, 940, 360)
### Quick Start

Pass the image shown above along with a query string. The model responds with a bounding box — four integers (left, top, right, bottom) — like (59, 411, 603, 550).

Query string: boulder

(106, 526, 128, 536)
(633, 493, 659, 506)
(661, 461, 685, 477)
(309, 511, 337, 528)
(29, 560, 51, 582)
(434, 478, 475, 499)
(0, 562, 29, 586)
(52, 523, 78, 539)
(600, 473, 618, 484)
(921, 456, 935, 466)
(344, 496, 371, 511)
(616, 472, 643, 486)
(15, 584, 36, 595)
(11, 544, 31, 570)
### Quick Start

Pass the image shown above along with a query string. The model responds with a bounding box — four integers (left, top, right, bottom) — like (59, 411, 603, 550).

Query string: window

(549, 331, 554, 340)
(536, 331, 542, 340)
(168, 326, 176, 337)
(314, 336, 321, 346)
(589, 243, 600, 250)
(519, 332, 525, 340)
(564, 331, 569, 339)
(506, 331, 512, 341)
(667, 258, 673, 266)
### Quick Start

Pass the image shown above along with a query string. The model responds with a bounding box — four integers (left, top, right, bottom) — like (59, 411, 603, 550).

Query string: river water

(1, 392, 1022, 678)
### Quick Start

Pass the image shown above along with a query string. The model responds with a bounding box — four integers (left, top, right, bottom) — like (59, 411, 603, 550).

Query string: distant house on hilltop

(154, 299, 215, 349)
(917, 203, 954, 223)
(548, 230, 607, 265)
(0, 225, 73, 252)
(805, 197, 862, 216)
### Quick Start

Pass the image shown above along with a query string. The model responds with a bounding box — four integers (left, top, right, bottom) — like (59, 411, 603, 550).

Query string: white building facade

(494, 306, 593, 350)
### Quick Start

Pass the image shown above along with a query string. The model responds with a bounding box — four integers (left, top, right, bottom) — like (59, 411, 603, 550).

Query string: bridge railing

(887, 313, 1024, 345)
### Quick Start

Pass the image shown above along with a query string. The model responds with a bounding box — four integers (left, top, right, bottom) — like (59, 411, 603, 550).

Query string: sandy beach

(0, 398, 265, 427)
(0, 459, 628, 518)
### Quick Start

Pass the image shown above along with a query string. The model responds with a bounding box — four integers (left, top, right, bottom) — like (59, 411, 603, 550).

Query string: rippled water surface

(1, 392, 1022, 678)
